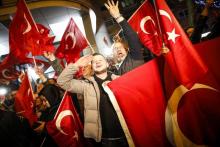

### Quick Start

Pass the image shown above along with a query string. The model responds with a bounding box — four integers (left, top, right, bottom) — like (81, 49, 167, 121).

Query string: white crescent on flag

(159, 9, 180, 43)
(159, 9, 172, 23)
(140, 16, 157, 35)
(65, 32, 76, 49)
(165, 83, 218, 147)
(23, 13, 32, 34)
(2, 69, 14, 79)
(55, 110, 75, 135)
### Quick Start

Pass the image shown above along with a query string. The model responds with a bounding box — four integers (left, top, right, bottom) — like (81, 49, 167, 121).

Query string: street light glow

(0, 87, 8, 95)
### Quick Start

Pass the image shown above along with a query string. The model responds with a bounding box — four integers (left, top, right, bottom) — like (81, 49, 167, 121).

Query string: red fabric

(32, 24, 55, 55)
(46, 93, 85, 147)
(14, 74, 37, 126)
(0, 56, 20, 81)
(107, 37, 220, 147)
(0, 54, 49, 82)
(9, 0, 38, 59)
(163, 38, 220, 146)
(9, 0, 54, 58)
(128, 0, 162, 56)
(55, 18, 88, 64)
(155, 0, 208, 88)
(194, 37, 220, 84)
(108, 58, 170, 147)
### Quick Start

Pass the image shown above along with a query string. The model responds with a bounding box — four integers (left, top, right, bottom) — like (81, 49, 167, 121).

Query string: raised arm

(57, 55, 93, 94)
(105, 0, 144, 59)
(43, 51, 63, 75)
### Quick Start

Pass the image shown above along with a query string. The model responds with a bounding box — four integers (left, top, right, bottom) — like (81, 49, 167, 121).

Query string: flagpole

(152, 0, 165, 48)
(40, 137, 46, 147)
(84, 37, 95, 54)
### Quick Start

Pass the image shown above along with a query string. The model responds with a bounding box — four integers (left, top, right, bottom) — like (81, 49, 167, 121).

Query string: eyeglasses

(113, 45, 124, 50)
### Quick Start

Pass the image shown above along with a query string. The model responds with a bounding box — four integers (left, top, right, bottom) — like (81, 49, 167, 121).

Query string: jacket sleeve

(57, 63, 85, 94)
(119, 19, 144, 60)
(49, 58, 63, 76)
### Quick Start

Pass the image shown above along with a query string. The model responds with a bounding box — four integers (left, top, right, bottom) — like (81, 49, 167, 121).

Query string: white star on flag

(166, 28, 180, 43)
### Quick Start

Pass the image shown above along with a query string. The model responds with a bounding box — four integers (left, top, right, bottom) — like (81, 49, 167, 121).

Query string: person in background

(57, 53, 129, 147)
(33, 84, 62, 147)
(43, 51, 84, 121)
(105, 0, 147, 75)
(187, 0, 220, 43)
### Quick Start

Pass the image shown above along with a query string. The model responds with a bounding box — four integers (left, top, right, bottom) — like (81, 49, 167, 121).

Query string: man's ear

(106, 62, 109, 68)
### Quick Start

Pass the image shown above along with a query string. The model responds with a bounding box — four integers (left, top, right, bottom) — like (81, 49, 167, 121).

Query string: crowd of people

(0, 0, 220, 147)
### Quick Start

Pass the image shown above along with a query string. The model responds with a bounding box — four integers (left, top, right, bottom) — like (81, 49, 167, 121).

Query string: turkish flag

(31, 24, 55, 55)
(106, 38, 220, 147)
(46, 93, 86, 147)
(9, 0, 54, 58)
(14, 73, 37, 126)
(155, 0, 208, 88)
(128, 0, 162, 56)
(194, 37, 220, 84)
(163, 38, 220, 146)
(55, 18, 88, 63)
(9, 0, 39, 60)
(106, 58, 170, 147)
(0, 56, 20, 82)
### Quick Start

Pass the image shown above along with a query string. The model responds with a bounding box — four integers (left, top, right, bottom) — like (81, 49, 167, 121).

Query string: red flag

(0, 56, 20, 81)
(9, 0, 39, 60)
(155, 0, 208, 87)
(194, 37, 220, 84)
(106, 37, 220, 147)
(55, 18, 88, 63)
(163, 37, 220, 147)
(9, 0, 54, 58)
(14, 73, 37, 125)
(34, 24, 55, 55)
(46, 93, 85, 147)
(106, 58, 170, 147)
(128, 0, 162, 56)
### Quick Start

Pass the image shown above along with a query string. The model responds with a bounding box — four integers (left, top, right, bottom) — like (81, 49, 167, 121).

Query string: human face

(113, 42, 127, 63)
(92, 55, 108, 74)
(35, 95, 50, 112)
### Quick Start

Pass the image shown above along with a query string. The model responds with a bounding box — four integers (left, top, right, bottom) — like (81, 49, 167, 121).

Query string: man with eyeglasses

(105, 0, 149, 75)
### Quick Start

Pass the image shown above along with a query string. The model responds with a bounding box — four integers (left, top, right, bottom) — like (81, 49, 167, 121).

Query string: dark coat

(38, 84, 61, 122)
(190, 15, 220, 44)
(37, 84, 62, 147)
(0, 109, 33, 147)
(115, 20, 145, 75)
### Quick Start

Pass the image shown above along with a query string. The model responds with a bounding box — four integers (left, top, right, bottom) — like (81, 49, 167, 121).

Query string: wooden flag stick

(40, 137, 46, 147)
(84, 36, 95, 54)
(152, 0, 164, 44)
